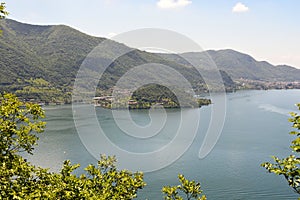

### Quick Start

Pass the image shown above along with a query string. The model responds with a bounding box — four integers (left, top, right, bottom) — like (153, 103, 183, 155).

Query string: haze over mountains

(0, 19, 299, 103)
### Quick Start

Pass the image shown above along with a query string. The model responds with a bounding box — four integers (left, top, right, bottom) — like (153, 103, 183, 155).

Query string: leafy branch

(162, 174, 206, 200)
(261, 103, 300, 196)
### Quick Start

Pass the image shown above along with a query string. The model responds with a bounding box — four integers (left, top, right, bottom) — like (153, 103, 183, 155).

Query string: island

(93, 84, 211, 109)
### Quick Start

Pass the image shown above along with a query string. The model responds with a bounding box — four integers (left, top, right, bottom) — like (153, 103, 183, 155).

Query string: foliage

(0, 2, 8, 34)
(94, 84, 212, 109)
(0, 93, 146, 199)
(0, 93, 208, 199)
(0, 2, 8, 19)
(27, 155, 145, 200)
(15, 78, 71, 104)
(132, 84, 198, 108)
(162, 174, 206, 200)
(0, 93, 46, 198)
(131, 84, 211, 109)
(0, 93, 46, 156)
(261, 103, 300, 196)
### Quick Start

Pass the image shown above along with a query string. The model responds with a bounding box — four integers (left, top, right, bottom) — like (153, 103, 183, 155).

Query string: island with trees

(93, 84, 212, 109)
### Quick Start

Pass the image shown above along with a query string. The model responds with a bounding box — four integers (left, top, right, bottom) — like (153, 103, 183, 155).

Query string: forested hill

(0, 19, 105, 102)
(159, 50, 300, 82)
(0, 19, 233, 103)
(0, 19, 299, 103)
(206, 49, 300, 82)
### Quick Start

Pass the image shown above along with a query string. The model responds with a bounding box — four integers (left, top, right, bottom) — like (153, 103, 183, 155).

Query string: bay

(27, 89, 300, 199)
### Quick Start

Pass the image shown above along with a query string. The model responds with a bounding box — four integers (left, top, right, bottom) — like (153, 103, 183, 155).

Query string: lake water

(27, 90, 300, 199)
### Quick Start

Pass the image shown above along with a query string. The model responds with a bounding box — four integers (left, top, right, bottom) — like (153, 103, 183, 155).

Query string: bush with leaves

(0, 93, 146, 199)
(261, 103, 300, 196)
(0, 2, 8, 19)
(0, 93, 208, 199)
(0, 93, 46, 198)
(0, 2, 8, 34)
(162, 174, 206, 200)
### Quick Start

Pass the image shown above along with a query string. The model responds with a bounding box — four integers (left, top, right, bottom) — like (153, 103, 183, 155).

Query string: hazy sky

(6, 0, 300, 68)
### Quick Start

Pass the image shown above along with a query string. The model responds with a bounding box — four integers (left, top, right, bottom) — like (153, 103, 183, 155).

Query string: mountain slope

(158, 50, 300, 83)
(0, 19, 234, 102)
(0, 19, 104, 86)
(187, 49, 300, 82)
(0, 19, 299, 102)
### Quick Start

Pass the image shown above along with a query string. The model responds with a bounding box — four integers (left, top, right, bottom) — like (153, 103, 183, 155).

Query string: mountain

(159, 50, 300, 82)
(0, 19, 299, 103)
(206, 49, 300, 81)
(0, 19, 106, 102)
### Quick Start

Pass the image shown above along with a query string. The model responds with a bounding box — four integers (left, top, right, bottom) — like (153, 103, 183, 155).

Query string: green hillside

(0, 19, 104, 102)
(0, 19, 234, 103)
(184, 50, 300, 81)
(1, 19, 299, 104)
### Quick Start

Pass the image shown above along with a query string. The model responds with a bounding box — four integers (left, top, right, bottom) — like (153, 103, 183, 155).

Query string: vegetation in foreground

(2, 2, 300, 199)
(2, 94, 300, 199)
(0, 93, 206, 199)
(262, 103, 300, 198)
(0, 2, 7, 20)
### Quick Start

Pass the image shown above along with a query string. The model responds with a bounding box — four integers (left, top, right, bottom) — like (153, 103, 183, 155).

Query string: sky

(6, 0, 300, 68)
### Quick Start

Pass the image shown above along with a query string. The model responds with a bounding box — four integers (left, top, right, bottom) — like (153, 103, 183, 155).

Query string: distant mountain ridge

(0, 19, 299, 102)
(159, 49, 300, 82)
(206, 49, 300, 81)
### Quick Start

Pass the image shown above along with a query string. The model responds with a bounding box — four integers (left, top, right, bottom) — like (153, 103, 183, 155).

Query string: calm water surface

(28, 90, 300, 199)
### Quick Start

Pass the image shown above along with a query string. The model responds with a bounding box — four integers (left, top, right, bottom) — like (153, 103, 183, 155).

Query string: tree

(0, 2, 8, 19)
(162, 174, 206, 200)
(0, 93, 208, 199)
(261, 103, 300, 196)
(0, 2, 8, 34)
(0, 93, 46, 198)
(0, 93, 146, 199)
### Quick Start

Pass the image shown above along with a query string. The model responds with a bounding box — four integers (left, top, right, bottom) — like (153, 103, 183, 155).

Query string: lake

(27, 89, 300, 199)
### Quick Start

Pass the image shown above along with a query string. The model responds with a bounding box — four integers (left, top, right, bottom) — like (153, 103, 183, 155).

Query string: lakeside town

(236, 79, 300, 90)
(19, 80, 300, 107)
